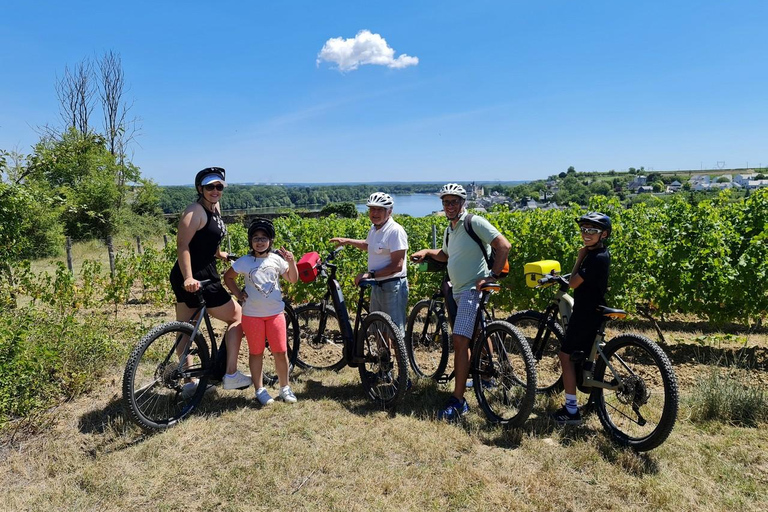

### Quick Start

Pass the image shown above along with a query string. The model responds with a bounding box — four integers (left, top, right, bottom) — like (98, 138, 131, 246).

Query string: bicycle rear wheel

(262, 304, 301, 387)
(122, 321, 210, 431)
(507, 310, 564, 395)
(294, 303, 345, 371)
(405, 299, 450, 380)
(592, 334, 679, 452)
(358, 311, 409, 408)
(473, 321, 537, 426)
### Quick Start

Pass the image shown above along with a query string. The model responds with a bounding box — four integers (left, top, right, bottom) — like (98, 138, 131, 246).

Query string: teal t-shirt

(442, 211, 501, 293)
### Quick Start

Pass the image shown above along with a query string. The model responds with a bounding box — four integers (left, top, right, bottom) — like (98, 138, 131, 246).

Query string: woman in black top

(169, 167, 252, 392)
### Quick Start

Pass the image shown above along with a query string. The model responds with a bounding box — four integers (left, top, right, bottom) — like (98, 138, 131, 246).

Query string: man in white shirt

(330, 192, 409, 334)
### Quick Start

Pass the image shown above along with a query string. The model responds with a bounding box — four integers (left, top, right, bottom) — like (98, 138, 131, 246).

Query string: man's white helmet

(438, 183, 467, 199)
(366, 192, 394, 209)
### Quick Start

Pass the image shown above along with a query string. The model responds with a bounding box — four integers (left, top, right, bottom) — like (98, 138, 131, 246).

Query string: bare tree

(56, 59, 95, 134)
(98, 50, 136, 158)
(97, 50, 139, 206)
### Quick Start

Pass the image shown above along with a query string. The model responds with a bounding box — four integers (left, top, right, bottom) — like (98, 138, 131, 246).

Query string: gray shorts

(370, 277, 408, 336)
(452, 288, 480, 339)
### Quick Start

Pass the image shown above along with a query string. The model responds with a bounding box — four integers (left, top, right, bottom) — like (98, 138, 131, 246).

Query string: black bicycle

(510, 272, 678, 451)
(122, 278, 299, 431)
(293, 247, 409, 408)
(404, 259, 451, 380)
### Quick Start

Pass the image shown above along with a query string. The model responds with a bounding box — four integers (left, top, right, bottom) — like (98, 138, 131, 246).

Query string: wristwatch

(490, 271, 500, 279)
(369, 270, 376, 279)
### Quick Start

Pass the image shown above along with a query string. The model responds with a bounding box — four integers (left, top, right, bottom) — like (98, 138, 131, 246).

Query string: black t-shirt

(572, 246, 610, 315)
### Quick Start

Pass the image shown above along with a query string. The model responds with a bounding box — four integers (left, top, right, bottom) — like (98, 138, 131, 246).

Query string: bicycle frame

(172, 280, 221, 381)
(535, 274, 630, 394)
(314, 249, 372, 366)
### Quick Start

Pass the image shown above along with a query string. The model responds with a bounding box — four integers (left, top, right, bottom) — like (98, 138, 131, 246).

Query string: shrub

(0, 307, 136, 424)
(689, 368, 768, 427)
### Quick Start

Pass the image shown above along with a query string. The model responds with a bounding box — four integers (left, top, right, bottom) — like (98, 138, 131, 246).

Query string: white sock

(565, 394, 578, 415)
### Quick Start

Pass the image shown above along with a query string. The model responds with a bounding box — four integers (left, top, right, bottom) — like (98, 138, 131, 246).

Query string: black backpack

(444, 213, 509, 278)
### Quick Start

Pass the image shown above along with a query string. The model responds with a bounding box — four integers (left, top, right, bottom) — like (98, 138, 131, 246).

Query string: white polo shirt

(366, 217, 408, 280)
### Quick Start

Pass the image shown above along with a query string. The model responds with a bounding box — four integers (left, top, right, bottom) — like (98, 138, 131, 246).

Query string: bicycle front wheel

(358, 311, 409, 409)
(592, 334, 679, 452)
(473, 321, 537, 426)
(122, 321, 210, 431)
(262, 304, 301, 387)
(405, 299, 450, 380)
(294, 303, 345, 371)
(507, 310, 564, 395)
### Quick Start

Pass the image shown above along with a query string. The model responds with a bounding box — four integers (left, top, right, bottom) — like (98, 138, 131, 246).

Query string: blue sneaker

(437, 396, 469, 422)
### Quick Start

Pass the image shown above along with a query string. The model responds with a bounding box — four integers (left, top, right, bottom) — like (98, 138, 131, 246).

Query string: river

(355, 193, 439, 217)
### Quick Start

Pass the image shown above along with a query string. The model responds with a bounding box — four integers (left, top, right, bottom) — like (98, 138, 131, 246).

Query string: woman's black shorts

(169, 262, 232, 309)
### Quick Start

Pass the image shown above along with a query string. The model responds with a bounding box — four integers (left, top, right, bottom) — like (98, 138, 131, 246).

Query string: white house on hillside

(666, 180, 683, 193)
(734, 173, 758, 186)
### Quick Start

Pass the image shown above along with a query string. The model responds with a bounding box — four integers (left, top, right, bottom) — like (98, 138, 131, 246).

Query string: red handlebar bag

(297, 251, 321, 283)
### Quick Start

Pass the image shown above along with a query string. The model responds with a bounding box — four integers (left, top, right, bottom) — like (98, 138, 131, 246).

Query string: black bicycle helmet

(194, 167, 226, 188)
(248, 218, 275, 240)
(576, 212, 612, 234)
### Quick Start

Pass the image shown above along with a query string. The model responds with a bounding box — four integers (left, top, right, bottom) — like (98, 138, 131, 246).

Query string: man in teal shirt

(411, 183, 511, 421)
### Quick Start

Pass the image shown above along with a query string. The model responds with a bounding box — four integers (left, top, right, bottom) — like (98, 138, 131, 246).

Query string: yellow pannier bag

(523, 260, 561, 288)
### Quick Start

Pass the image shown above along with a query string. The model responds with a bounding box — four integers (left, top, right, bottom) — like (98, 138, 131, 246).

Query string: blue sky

(1, 1, 766, 185)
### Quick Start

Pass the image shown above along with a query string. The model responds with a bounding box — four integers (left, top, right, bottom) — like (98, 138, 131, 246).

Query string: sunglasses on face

(204, 184, 224, 191)
(580, 227, 603, 235)
(251, 236, 270, 243)
(442, 199, 462, 207)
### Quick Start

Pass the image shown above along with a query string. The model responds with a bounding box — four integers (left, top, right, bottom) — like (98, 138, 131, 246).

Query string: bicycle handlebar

(537, 272, 571, 287)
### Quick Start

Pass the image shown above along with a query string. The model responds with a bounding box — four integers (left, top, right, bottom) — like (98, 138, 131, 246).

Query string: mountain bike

(293, 248, 409, 408)
(404, 256, 537, 425)
(404, 259, 451, 380)
(509, 272, 679, 451)
(122, 277, 299, 431)
(451, 282, 537, 426)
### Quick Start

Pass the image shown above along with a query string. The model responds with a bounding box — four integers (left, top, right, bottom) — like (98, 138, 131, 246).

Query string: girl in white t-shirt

(224, 219, 299, 405)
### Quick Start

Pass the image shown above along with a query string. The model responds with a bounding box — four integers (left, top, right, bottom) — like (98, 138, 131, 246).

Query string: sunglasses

(442, 199, 463, 207)
(580, 227, 603, 235)
(251, 236, 270, 243)
(204, 184, 224, 191)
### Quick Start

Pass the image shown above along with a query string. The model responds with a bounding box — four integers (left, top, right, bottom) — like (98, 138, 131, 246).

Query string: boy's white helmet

(438, 183, 467, 199)
(366, 192, 394, 208)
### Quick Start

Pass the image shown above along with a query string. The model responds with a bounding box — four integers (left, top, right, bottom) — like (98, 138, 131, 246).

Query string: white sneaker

(255, 387, 275, 405)
(279, 386, 297, 403)
(181, 380, 214, 399)
(222, 371, 253, 390)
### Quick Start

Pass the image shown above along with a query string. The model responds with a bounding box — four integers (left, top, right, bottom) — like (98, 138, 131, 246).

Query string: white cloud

(317, 30, 419, 72)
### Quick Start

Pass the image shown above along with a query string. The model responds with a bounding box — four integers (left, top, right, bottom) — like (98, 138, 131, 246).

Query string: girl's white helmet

(438, 183, 467, 199)
(366, 192, 394, 209)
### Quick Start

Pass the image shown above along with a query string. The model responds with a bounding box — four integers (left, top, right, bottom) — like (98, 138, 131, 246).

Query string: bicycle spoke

(594, 334, 678, 451)
(123, 322, 210, 431)
(406, 300, 449, 380)
(473, 321, 536, 426)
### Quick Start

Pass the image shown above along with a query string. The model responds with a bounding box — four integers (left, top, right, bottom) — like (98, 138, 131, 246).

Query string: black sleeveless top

(169, 205, 229, 306)
(186, 206, 227, 272)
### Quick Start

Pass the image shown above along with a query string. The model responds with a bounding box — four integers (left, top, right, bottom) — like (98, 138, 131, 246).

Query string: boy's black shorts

(561, 312, 602, 355)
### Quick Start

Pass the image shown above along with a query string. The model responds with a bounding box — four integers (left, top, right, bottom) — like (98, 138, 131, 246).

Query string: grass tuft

(688, 367, 768, 427)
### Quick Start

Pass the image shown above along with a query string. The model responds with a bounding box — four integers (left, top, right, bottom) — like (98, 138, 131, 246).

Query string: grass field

(0, 303, 765, 512)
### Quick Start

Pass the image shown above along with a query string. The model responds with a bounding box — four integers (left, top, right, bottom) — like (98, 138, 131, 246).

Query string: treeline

(159, 183, 438, 213)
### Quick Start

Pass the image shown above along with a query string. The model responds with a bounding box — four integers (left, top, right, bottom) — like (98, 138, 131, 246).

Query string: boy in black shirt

(552, 212, 612, 425)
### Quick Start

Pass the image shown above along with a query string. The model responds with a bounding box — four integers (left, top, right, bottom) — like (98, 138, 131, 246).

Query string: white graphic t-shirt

(232, 253, 289, 317)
